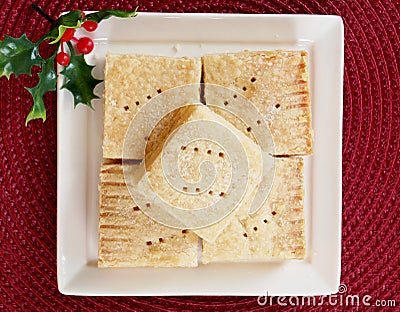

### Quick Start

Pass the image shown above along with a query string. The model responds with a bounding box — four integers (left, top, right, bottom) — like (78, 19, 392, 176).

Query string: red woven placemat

(1, 0, 399, 310)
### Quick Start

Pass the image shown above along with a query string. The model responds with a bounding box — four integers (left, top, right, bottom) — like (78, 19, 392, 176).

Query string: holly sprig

(0, 5, 138, 125)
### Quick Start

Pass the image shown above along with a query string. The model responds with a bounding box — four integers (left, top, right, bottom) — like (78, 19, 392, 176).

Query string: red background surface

(0, 0, 399, 311)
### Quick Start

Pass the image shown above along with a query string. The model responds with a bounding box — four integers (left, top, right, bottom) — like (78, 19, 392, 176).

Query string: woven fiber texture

(1, 0, 399, 311)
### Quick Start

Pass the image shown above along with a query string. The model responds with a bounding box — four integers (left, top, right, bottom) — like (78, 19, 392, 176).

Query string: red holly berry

(61, 28, 75, 42)
(80, 10, 86, 19)
(77, 37, 94, 54)
(82, 20, 98, 32)
(56, 52, 70, 66)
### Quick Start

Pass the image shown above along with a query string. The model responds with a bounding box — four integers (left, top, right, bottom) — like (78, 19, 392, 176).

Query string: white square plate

(57, 13, 343, 296)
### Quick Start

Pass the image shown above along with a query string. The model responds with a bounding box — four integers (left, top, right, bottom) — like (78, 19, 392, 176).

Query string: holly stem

(66, 41, 75, 56)
(31, 3, 55, 23)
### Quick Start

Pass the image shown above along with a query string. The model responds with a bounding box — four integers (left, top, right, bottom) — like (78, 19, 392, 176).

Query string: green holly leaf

(25, 55, 57, 125)
(85, 7, 138, 23)
(61, 53, 102, 108)
(46, 10, 83, 44)
(1, 6, 139, 126)
(0, 34, 43, 79)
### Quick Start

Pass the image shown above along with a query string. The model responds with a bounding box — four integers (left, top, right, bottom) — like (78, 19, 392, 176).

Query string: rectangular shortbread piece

(103, 54, 201, 159)
(137, 104, 268, 242)
(203, 50, 313, 156)
(98, 164, 198, 267)
(202, 157, 306, 263)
